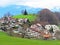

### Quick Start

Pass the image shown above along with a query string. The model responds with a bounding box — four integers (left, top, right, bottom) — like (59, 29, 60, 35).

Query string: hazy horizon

(0, 0, 60, 18)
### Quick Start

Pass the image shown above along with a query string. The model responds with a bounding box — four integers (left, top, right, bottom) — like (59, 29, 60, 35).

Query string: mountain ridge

(0, 5, 60, 18)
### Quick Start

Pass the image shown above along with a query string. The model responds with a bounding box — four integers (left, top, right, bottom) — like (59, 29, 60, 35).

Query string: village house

(0, 15, 60, 40)
(25, 23, 46, 39)
(45, 24, 60, 40)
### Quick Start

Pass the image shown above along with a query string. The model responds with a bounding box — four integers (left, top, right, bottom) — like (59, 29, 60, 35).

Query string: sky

(0, 0, 60, 18)
(0, 0, 60, 9)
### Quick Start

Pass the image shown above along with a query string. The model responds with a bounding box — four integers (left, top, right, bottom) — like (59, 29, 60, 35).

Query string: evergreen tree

(23, 9, 28, 15)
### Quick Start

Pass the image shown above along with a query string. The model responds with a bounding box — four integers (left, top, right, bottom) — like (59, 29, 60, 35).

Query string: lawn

(0, 31, 60, 45)
(13, 14, 37, 21)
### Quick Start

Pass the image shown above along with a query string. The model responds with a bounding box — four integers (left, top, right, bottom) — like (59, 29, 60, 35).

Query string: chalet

(45, 24, 60, 32)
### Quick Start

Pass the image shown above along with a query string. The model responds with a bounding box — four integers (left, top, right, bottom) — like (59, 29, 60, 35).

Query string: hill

(55, 12, 60, 21)
(0, 31, 60, 45)
(37, 9, 59, 25)
(13, 14, 37, 21)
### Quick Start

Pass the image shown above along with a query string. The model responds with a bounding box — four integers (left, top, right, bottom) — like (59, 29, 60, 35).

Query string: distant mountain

(0, 5, 60, 18)
(0, 5, 42, 18)
(51, 7, 60, 12)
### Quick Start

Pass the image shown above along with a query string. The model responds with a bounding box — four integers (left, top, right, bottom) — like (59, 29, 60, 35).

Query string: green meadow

(13, 14, 37, 21)
(0, 31, 60, 45)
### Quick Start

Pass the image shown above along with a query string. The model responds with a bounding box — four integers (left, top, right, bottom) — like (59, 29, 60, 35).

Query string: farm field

(0, 31, 60, 45)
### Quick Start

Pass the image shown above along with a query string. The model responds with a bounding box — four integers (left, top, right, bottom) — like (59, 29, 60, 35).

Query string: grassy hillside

(0, 31, 60, 45)
(13, 14, 37, 21)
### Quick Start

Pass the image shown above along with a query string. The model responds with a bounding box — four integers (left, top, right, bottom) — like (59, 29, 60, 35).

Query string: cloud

(0, 0, 60, 9)
(20, 0, 60, 9)
(0, 0, 22, 7)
